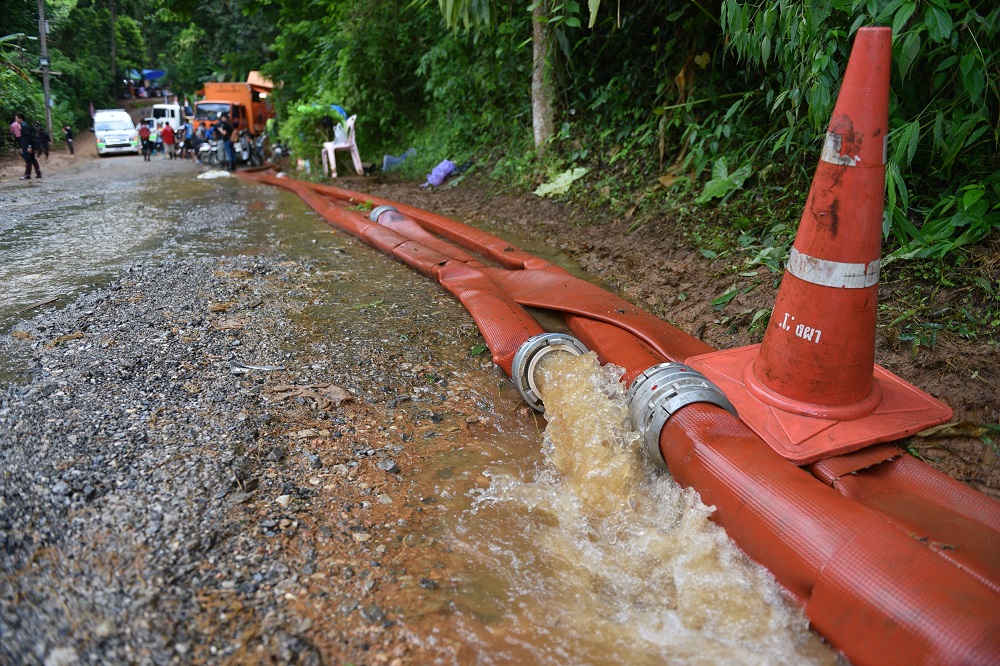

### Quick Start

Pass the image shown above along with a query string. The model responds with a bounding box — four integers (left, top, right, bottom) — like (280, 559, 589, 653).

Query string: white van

(93, 109, 140, 155)
(151, 103, 182, 129)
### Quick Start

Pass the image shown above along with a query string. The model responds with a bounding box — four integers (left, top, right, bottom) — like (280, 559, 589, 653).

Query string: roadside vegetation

(3, 0, 997, 348)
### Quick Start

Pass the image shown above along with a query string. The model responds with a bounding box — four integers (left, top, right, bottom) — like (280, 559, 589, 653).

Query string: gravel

(0, 257, 286, 662)
(0, 253, 474, 664)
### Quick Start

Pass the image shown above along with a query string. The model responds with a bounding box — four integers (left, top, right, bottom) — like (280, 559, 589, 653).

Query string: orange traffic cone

(754, 26, 890, 411)
(686, 27, 952, 464)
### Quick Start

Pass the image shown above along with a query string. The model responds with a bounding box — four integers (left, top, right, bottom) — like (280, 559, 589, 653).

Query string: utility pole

(37, 0, 53, 136)
(110, 0, 117, 98)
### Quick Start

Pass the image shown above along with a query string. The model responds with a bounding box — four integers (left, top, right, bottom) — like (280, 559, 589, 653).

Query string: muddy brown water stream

(0, 157, 836, 663)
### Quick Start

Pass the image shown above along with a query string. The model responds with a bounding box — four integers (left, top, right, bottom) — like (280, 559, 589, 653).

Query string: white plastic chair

(321, 115, 363, 177)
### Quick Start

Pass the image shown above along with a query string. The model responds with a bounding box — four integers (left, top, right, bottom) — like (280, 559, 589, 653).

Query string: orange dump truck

(193, 82, 274, 133)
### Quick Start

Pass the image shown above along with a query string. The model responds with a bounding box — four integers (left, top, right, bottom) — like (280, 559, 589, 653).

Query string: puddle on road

(0, 158, 325, 380)
(0, 162, 836, 663)
(0, 158, 310, 333)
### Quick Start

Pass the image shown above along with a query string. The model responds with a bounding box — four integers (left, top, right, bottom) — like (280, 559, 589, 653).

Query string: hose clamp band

(626, 363, 738, 472)
(369, 205, 398, 222)
(512, 333, 589, 412)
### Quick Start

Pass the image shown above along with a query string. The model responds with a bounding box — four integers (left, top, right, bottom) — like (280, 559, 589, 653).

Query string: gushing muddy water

(0, 157, 836, 662)
(409, 351, 834, 664)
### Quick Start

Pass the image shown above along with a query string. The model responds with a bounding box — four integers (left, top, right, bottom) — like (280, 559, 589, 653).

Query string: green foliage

(264, 0, 434, 156)
(0, 67, 43, 133)
(115, 15, 146, 81)
(326, 2, 436, 151)
(0, 33, 41, 134)
(435, 0, 497, 32)
(414, 9, 530, 162)
(720, 0, 999, 262)
(887, 182, 1000, 262)
(433, 0, 595, 34)
(278, 91, 346, 168)
(2, 0, 119, 132)
(0, 33, 33, 80)
(136, 0, 279, 101)
(164, 25, 213, 93)
(880, 248, 999, 352)
(51, 5, 119, 121)
(542, 2, 743, 196)
(695, 158, 753, 204)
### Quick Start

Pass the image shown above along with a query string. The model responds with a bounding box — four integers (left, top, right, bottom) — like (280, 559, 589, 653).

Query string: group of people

(136, 111, 240, 170)
(137, 119, 187, 161)
(9, 109, 248, 179)
(125, 82, 165, 99)
(8, 114, 77, 180)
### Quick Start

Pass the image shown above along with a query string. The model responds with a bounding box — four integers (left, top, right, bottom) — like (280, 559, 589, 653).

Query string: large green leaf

(924, 5, 953, 42)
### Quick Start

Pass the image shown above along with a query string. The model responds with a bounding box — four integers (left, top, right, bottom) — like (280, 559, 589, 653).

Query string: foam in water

(464, 351, 836, 665)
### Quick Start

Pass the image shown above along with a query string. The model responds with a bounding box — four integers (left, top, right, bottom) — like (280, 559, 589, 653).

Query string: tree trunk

(531, 1, 555, 155)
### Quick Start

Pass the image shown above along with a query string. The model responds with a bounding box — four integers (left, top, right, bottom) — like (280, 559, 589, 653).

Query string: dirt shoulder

(1, 129, 97, 182)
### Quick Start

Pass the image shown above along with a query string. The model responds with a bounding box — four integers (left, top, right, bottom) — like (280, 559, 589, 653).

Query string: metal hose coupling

(512, 333, 589, 412)
(369, 205, 398, 222)
(627, 363, 738, 472)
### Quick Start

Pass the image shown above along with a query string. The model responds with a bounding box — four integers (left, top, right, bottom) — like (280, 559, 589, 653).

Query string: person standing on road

(63, 125, 75, 155)
(9, 118, 22, 167)
(161, 122, 176, 160)
(9, 117, 21, 145)
(14, 114, 41, 180)
(138, 120, 152, 161)
(217, 112, 236, 171)
(35, 124, 50, 159)
(182, 119, 194, 160)
(193, 124, 206, 163)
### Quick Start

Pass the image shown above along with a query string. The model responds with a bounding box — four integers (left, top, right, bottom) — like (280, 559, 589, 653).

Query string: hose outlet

(369, 205, 398, 222)
(512, 333, 589, 412)
(627, 363, 738, 472)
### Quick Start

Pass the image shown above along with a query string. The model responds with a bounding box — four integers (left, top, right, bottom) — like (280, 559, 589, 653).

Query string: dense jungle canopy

(2, 0, 998, 342)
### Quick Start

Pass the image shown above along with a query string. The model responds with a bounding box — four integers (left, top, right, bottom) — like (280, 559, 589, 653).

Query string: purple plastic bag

(422, 159, 455, 187)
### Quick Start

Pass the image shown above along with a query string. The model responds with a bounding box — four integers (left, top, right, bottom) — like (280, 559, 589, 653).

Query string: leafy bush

(415, 11, 532, 164)
(278, 92, 347, 170)
(264, 0, 436, 158)
(720, 0, 999, 260)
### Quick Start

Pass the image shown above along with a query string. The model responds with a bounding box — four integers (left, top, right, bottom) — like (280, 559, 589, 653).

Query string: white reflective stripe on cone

(785, 247, 880, 289)
(819, 132, 889, 167)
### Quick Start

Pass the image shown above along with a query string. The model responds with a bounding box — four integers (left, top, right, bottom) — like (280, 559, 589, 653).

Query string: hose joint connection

(368, 205, 398, 222)
(627, 363, 737, 471)
(512, 333, 589, 412)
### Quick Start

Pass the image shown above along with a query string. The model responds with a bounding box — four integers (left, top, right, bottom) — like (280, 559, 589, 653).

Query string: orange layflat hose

(238, 168, 1000, 665)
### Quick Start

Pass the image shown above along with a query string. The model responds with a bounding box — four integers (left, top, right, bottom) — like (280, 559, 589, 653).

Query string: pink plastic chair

(321, 115, 363, 177)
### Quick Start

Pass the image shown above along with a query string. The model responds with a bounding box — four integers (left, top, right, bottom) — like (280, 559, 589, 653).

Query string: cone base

(747, 356, 883, 421)
(687, 345, 953, 464)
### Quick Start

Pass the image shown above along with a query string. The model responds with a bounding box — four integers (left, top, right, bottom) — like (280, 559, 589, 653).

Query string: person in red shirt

(138, 121, 152, 161)
(161, 122, 176, 160)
